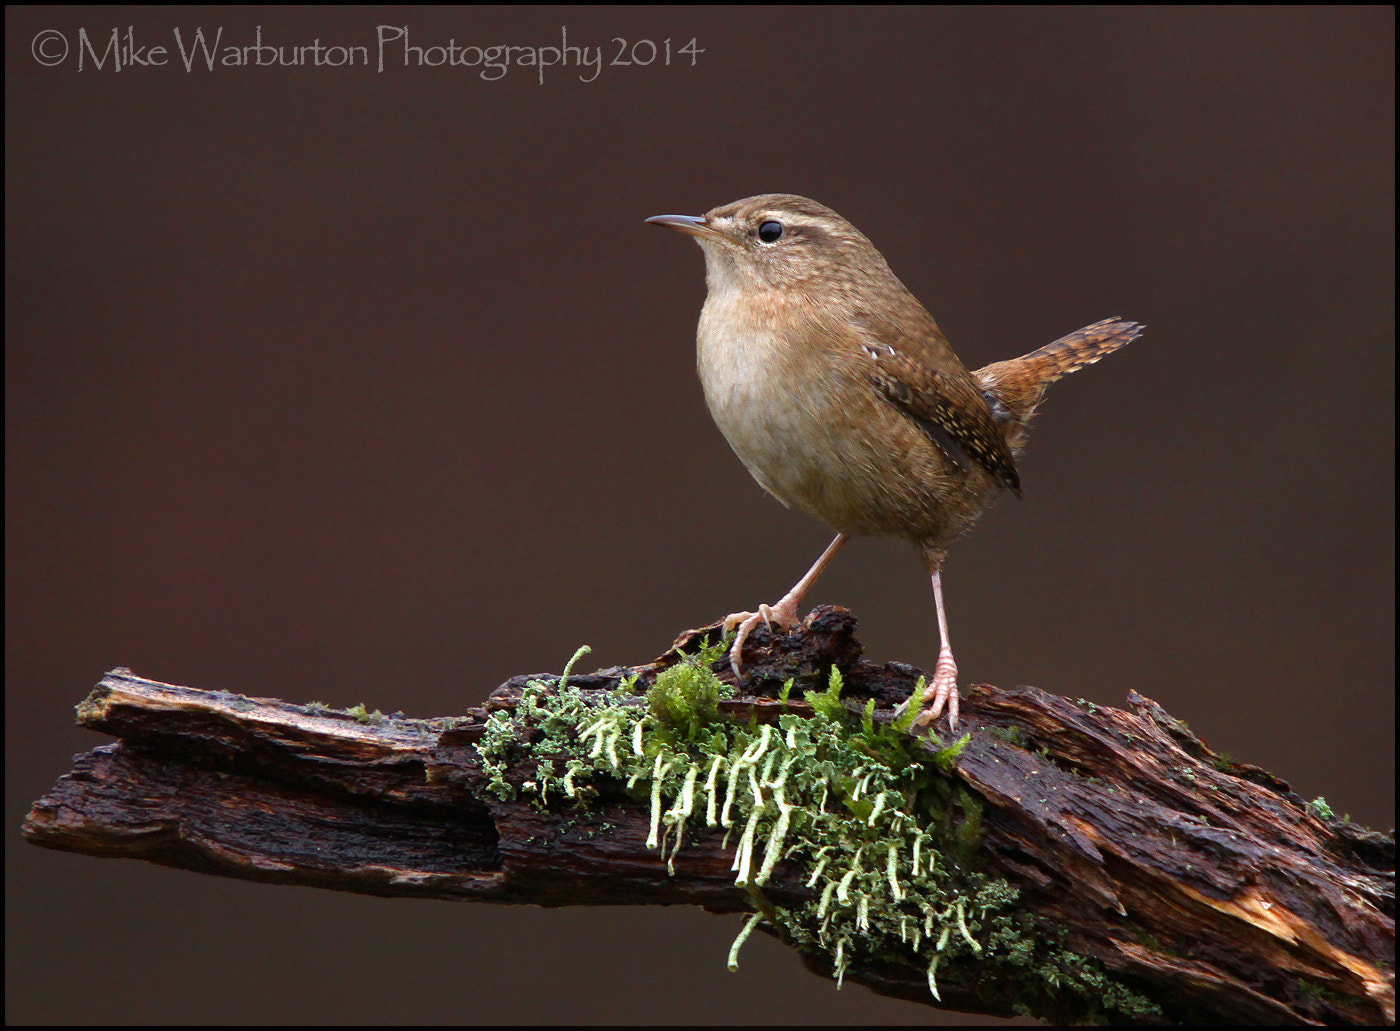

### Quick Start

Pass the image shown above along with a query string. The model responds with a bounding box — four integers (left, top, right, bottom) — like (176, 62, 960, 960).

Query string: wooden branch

(24, 607, 1393, 1025)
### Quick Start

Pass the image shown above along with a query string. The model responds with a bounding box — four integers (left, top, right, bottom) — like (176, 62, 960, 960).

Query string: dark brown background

(6, 6, 1393, 1025)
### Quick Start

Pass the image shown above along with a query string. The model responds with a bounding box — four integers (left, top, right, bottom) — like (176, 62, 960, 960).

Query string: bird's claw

(896, 652, 960, 730)
(724, 602, 794, 680)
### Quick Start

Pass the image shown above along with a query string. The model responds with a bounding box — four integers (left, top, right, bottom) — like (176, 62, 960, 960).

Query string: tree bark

(23, 607, 1393, 1025)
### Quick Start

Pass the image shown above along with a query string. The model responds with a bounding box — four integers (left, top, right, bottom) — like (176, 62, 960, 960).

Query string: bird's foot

(722, 598, 802, 681)
(896, 649, 960, 730)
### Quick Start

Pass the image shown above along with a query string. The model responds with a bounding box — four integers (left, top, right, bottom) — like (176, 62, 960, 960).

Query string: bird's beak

(646, 213, 724, 242)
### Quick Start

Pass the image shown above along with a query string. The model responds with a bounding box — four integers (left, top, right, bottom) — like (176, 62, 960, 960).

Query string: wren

(647, 194, 1141, 728)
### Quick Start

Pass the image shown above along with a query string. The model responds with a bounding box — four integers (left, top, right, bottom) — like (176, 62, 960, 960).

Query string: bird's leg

(897, 568, 960, 728)
(724, 534, 848, 678)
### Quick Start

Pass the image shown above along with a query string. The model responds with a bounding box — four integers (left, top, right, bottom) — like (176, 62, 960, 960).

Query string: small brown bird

(647, 194, 1140, 728)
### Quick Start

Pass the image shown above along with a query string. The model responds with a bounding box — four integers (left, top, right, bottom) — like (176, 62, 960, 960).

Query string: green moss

(647, 650, 732, 744)
(1308, 797, 1335, 821)
(1297, 977, 1349, 1005)
(473, 648, 1161, 1022)
(985, 724, 1028, 748)
(932, 732, 973, 773)
(346, 702, 386, 725)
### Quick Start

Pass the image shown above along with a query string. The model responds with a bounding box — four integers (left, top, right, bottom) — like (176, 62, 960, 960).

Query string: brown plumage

(976, 318, 1140, 453)
(648, 194, 1142, 728)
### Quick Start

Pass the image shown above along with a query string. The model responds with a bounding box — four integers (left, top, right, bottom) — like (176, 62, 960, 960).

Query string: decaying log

(23, 607, 1394, 1025)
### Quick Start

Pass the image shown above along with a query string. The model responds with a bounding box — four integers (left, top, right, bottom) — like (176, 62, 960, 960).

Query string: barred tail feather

(973, 318, 1143, 448)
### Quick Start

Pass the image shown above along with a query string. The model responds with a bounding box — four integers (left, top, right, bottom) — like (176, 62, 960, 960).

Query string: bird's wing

(841, 308, 1022, 495)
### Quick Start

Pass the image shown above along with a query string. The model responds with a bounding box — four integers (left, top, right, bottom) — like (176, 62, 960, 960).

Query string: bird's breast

(696, 289, 841, 505)
(694, 286, 998, 546)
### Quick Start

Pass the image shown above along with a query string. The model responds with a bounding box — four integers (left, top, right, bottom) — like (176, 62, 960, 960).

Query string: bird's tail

(973, 318, 1143, 448)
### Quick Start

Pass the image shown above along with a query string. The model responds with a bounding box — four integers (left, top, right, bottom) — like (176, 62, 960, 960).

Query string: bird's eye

(757, 220, 784, 243)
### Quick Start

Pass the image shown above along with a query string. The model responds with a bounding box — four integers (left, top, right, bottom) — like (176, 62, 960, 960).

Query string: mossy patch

(474, 645, 1160, 1023)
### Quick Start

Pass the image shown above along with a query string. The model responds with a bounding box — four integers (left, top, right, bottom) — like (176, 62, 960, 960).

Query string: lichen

(473, 645, 1161, 1023)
